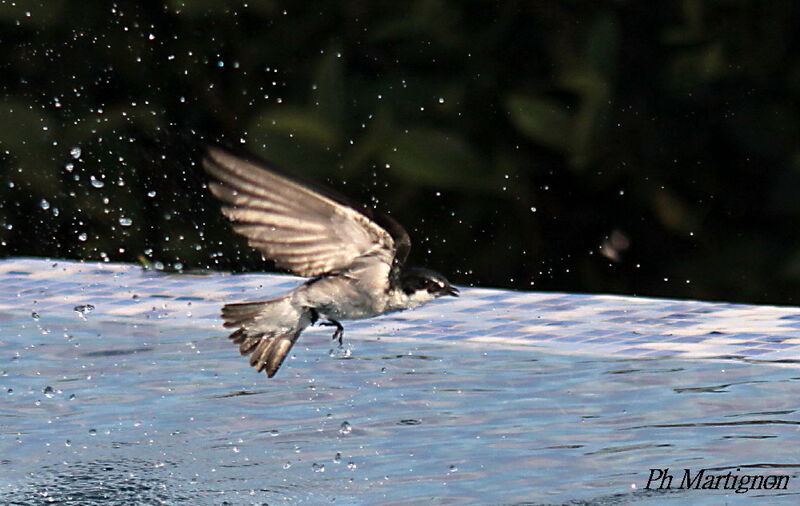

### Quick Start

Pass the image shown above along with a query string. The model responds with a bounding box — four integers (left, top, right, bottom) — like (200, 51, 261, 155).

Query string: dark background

(1, 1, 799, 304)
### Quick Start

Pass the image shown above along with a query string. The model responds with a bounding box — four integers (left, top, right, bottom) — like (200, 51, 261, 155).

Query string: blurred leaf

(247, 132, 339, 177)
(246, 49, 347, 169)
(506, 94, 571, 151)
(247, 106, 340, 175)
(0, 99, 56, 149)
(371, 0, 458, 43)
(167, 0, 277, 16)
(313, 46, 346, 129)
(247, 50, 348, 174)
(652, 188, 699, 233)
(586, 13, 619, 80)
(782, 247, 800, 281)
(382, 127, 485, 189)
(666, 42, 724, 90)
(249, 105, 339, 147)
(663, 0, 706, 44)
(724, 100, 799, 159)
(559, 69, 611, 170)
(560, 69, 610, 102)
(342, 106, 395, 176)
(61, 106, 166, 151)
(547, 14, 617, 170)
(570, 100, 609, 171)
(0, 98, 59, 195)
(166, 0, 221, 15)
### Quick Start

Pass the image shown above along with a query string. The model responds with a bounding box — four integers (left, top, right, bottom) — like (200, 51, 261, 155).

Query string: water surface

(2, 313, 799, 504)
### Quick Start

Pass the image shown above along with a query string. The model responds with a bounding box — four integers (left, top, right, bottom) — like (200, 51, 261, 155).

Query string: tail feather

(222, 301, 270, 328)
(229, 328, 261, 356)
(220, 296, 310, 378)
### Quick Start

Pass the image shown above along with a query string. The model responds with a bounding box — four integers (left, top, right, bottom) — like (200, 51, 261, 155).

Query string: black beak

(443, 285, 460, 297)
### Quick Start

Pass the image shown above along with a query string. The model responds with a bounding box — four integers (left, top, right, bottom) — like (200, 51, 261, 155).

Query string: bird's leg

(320, 319, 344, 346)
(308, 308, 320, 325)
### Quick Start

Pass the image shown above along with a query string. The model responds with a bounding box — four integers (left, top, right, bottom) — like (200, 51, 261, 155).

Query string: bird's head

(400, 267, 459, 307)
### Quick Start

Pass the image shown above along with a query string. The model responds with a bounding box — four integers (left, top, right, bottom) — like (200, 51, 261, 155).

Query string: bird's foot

(320, 319, 344, 346)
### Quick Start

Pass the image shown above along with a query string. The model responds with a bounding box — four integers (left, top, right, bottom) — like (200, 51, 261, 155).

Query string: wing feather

(209, 183, 299, 215)
(222, 208, 329, 232)
(204, 147, 408, 278)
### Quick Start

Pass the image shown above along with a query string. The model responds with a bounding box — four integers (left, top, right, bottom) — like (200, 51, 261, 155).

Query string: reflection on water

(1, 314, 799, 504)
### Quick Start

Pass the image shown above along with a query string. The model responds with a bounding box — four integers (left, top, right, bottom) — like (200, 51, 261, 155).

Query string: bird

(203, 147, 459, 378)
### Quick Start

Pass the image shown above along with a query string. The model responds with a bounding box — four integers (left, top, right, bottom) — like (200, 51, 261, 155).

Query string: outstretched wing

(203, 147, 410, 278)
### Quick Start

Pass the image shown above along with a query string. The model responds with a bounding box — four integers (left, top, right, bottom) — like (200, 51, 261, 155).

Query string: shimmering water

(2, 313, 799, 504)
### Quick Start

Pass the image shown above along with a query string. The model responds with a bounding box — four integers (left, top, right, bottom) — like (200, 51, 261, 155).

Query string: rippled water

(2, 313, 799, 504)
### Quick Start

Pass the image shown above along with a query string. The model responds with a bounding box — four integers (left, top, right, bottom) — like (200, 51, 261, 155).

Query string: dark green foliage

(1, 0, 799, 304)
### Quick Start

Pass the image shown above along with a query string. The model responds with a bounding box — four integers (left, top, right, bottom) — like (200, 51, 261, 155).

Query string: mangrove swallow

(203, 147, 459, 377)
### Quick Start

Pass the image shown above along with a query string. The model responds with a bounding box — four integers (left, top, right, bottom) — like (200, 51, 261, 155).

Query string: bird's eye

(427, 281, 443, 292)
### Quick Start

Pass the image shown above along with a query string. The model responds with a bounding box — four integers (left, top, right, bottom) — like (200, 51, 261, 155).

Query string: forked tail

(221, 296, 310, 378)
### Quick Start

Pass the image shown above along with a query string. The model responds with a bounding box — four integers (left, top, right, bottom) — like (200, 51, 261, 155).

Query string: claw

(320, 319, 344, 346)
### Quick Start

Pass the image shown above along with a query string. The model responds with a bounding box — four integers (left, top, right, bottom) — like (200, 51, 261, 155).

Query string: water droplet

(283, 462, 291, 469)
(43, 386, 54, 397)
(70, 147, 81, 159)
(333, 452, 341, 463)
(147, 190, 156, 197)
(347, 462, 357, 470)
(530, 206, 537, 213)
(339, 421, 352, 435)
(31, 311, 40, 321)
(90, 176, 104, 188)
(438, 97, 445, 104)
(64, 440, 71, 447)
(119, 217, 133, 227)
(77, 232, 88, 242)
(40, 199, 50, 210)
(312, 463, 325, 473)
(88, 428, 97, 436)
(449, 464, 458, 473)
